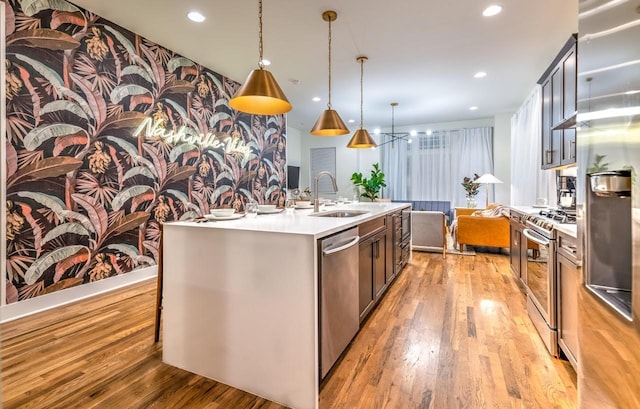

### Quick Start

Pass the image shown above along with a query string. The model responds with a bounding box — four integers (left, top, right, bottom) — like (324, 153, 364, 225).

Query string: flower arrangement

(461, 174, 481, 198)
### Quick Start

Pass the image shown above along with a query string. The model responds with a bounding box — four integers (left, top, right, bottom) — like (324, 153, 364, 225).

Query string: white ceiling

(69, 0, 578, 131)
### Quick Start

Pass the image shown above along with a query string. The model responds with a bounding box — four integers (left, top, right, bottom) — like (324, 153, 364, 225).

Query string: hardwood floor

(2, 251, 576, 409)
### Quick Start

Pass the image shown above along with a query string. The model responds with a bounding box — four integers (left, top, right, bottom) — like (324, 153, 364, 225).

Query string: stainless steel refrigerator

(576, 1, 640, 407)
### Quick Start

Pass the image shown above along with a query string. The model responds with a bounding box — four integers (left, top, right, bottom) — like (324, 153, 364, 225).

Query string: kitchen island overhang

(161, 202, 410, 409)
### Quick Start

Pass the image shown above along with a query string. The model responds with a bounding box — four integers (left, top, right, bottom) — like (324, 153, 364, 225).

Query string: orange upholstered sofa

(455, 204, 510, 250)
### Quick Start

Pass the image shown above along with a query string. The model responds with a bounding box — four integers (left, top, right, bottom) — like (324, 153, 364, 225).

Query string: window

(419, 132, 449, 150)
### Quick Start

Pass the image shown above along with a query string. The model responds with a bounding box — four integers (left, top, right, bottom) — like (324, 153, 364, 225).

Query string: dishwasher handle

(323, 236, 360, 255)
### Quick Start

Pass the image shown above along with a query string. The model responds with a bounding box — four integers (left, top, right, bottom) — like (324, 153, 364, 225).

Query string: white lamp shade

(475, 173, 503, 184)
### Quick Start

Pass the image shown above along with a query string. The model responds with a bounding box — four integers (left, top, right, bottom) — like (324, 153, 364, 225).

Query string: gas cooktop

(525, 209, 576, 233)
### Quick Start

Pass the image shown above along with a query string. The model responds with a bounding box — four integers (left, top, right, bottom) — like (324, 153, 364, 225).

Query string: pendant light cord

(327, 16, 332, 109)
(359, 58, 364, 129)
(258, 0, 264, 69)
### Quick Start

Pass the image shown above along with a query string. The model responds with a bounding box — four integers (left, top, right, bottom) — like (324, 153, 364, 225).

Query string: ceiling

(69, 0, 578, 132)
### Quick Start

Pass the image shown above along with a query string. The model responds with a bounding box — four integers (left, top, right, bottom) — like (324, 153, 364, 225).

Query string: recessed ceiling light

(348, 119, 355, 123)
(407, 139, 412, 144)
(482, 5, 502, 17)
(474, 71, 487, 78)
(410, 130, 417, 136)
(187, 11, 206, 23)
(426, 129, 433, 135)
(260, 59, 271, 67)
(469, 106, 479, 111)
(373, 128, 381, 135)
(312, 96, 321, 102)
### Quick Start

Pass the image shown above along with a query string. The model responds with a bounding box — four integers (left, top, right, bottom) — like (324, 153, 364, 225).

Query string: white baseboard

(0, 266, 157, 323)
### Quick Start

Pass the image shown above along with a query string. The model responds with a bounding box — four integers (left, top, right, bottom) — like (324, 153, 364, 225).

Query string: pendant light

(347, 56, 377, 148)
(229, 0, 292, 115)
(310, 11, 349, 136)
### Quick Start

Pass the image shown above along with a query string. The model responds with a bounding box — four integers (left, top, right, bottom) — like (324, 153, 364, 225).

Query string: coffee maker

(557, 175, 576, 210)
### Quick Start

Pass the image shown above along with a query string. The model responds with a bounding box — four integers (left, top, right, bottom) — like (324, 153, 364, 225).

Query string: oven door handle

(522, 228, 550, 246)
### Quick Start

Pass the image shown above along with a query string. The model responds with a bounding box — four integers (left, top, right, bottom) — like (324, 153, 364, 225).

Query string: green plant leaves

(351, 163, 386, 200)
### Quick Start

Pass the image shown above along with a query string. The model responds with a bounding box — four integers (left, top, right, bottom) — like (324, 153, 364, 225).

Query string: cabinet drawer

(556, 231, 579, 263)
(359, 216, 386, 239)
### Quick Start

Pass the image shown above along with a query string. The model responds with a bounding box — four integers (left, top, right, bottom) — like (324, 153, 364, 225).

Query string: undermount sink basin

(309, 210, 369, 218)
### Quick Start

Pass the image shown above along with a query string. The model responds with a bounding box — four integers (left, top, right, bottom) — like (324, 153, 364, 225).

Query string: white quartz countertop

(165, 202, 410, 239)
(509, 205, 551, 216)
(554, 223, 577, 238)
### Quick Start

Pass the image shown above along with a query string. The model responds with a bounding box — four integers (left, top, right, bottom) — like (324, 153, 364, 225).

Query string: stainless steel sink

(309, 210, 369, 218)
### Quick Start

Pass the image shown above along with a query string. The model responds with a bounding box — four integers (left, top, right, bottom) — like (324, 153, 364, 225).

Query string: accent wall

(3, 0, 287, 303)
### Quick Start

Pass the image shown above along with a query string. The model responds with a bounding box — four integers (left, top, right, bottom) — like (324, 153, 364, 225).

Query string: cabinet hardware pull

(546, 150, 553, 164)
(570, 140, 576, 159)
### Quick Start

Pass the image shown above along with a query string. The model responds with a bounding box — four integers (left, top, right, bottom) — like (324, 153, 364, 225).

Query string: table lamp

(475, 173, 503, 208)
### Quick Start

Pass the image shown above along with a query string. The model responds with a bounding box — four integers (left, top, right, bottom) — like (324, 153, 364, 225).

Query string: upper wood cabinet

(538, 35, 578, 169)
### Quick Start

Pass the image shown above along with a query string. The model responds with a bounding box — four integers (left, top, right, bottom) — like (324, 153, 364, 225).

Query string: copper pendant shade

(347, 128, 376, 148)
(347, 56, 377, 148)
(310, 11, 349, 136)
(229, 0, 292, 115)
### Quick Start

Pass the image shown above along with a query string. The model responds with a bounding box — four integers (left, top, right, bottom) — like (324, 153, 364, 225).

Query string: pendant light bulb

(311, 11, 349, 136)
(229, 0, 292, 115)
(347, 56, 377, 148)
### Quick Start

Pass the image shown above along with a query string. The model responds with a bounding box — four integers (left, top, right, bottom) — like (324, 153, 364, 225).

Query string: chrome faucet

(314, 171, 338, 212)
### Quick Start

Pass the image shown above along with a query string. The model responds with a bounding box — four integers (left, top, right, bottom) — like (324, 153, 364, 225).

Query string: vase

(466, 197, 477, 208)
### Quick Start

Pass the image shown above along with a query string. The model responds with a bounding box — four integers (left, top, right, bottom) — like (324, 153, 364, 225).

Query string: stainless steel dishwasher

(319, 227, 360, 379)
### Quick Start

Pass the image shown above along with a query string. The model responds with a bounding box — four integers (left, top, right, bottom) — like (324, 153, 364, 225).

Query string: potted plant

(461, 174, 480, 208)
(351, 163, 387, 201)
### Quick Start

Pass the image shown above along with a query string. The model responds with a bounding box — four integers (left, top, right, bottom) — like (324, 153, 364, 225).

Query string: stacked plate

(295, 201, 313, 209)
(257, 205, 283, 214)
(206, 208, 245, 221)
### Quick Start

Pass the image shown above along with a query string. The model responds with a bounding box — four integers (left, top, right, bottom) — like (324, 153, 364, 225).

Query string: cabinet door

(358, 239, 375, 321)
(541, 79, 553, 168)
(563, 45, 577, 120)
(557, 253, 579, 369)
(561, 128, 576, 166)
(551, 66, 563, 127)
(373, 235, 387, 298)
(510, 222, 521, 277)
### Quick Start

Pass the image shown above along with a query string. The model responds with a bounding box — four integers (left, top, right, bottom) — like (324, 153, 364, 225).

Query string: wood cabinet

(358, 216, 387, 322)
(556, 230, 579, 370)
(538, 35, 577, 169)
(358, 209, 410, 323)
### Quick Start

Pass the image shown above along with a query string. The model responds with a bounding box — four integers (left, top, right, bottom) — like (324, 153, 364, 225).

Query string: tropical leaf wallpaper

(4, 0, 287, 303)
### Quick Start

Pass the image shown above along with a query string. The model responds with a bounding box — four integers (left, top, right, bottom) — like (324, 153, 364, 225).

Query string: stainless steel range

(522, 209, 576, 357)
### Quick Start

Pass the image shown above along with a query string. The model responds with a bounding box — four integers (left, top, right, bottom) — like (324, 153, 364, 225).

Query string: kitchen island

(161, 202, 410, 409)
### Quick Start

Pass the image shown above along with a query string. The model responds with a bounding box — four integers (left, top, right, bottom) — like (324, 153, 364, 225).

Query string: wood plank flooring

(2, 251, 577, 409)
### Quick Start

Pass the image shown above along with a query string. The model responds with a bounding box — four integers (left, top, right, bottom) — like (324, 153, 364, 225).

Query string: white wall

(493, 112, 512, 204)
(286, 125, 302, 166)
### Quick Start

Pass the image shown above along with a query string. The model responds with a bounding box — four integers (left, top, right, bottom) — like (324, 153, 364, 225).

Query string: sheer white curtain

(382, 127, 494, 208)
(510, 85, 555, 205)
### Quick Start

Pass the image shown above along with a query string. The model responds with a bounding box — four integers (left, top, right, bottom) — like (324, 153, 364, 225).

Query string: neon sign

(133, 117, 253, 158)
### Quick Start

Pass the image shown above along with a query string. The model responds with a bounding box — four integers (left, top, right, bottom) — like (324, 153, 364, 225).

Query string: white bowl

(210, 208, 235, 217)
(258, 204, 277, 212)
